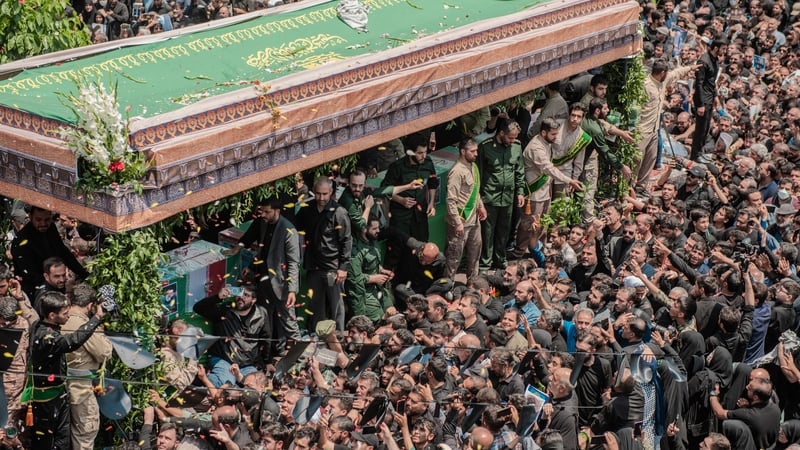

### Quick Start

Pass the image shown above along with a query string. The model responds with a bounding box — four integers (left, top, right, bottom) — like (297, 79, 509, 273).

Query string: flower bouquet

(58, 79, 149, 195)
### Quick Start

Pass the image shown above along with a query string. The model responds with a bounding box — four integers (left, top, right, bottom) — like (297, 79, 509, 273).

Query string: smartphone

(497, 406, 513, 419)
(227, 286, 243, 297)
(590, 435, 606, 445)
(634, 421, 643, 439)
(396, 400, 406, 415)
(361, 426, 377, 434)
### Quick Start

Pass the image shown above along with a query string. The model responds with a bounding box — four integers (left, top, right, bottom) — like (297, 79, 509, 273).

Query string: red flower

(109, 161, 126, 172)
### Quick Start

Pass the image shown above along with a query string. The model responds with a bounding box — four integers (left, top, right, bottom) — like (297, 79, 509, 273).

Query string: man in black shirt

(295, 177, 353, 331)
(27, 291, 106, 450)
(574, 333, 613, 426)
(709, 367, 781, 450)
(458, 290, 488, 347)
(11, 206, 88, 300)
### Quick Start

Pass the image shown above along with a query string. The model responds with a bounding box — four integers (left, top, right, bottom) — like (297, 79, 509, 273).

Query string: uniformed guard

(477, 119, 526, 270)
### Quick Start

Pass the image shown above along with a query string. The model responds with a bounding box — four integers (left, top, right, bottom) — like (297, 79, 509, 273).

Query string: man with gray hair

(296, 176, 353, 331)
(63, 282, 113, 450)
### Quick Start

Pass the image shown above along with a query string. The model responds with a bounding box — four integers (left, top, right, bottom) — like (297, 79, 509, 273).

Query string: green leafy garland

(540, 191, 584, 231)
(87, 229, 166, 435)
(600, 54, 648, 198)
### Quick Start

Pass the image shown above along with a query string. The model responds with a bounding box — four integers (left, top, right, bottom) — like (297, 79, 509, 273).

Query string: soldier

(582, 98, 633, 220)
(27, 291, 107, 450)
(64, 283, 113, 450)
(346, 215, 393, 323)
(380, 134, 438, 270)
(445, 138, 487, 280)
(477, 119, 526, 270)
(338, 169, 423, 237)
(514, 118, 583, 256)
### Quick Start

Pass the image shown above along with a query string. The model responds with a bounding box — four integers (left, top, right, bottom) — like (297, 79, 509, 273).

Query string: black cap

(346, 344, 382, 381)
(351, 432, 380, 447)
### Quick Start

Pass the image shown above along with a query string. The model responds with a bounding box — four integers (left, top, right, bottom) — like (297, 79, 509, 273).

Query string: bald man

(545, 368, 579, 449)
(709, 367, 781, 450)
(393, 237, 447, 310)
(468, 427, 494, 450)
(504, 279, 541, 329)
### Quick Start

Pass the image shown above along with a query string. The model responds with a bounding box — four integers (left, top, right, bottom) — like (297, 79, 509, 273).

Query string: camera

(98, 285, 119, 316)
(4, 426, 17, 439)
(653, 324, 676, 337)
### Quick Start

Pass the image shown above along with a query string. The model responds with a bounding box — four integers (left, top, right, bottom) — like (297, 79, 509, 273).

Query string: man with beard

(194, 285, 270, 387)
(542, 367, 579, 449)
(573, 333, 613, 426)
(296, 177, 353, 331)
(606, 219, 638, 272)
(27, 292, 107, 450)
(477, 119, 526, 270)
(583, 98, 633, 191)
(381, 134, 438, 251)
(677, 164, 717, 212)
(709, 368, 781, 450)
(12, 206, 89, 300)
(636, 59, 698, 192)
(691, 39, 726, 160)
(346, 216, 393, 323)
(224, 197, 300, 354)
(445, 138, 486, 279)
(339, 169, 422, 237)
(514, 118, 583, 256)
(504, 280, 541, 328)
(34, 257, 69, 306)
(569, 244, 610, 293)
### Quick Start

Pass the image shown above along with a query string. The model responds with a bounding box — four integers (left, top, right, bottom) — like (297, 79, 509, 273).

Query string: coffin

(0, 0, 641, 231)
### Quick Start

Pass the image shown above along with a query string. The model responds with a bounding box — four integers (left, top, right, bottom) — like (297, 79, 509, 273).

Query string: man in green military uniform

(582, 98, 632, 221)
(477, 119, 526, 270)
(381, 133, 438, 268)
(339, 169, 423, 236)
(346, 216, 393, 323)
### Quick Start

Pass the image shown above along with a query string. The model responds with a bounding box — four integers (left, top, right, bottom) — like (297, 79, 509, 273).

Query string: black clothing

(478, 297, 505, 325)
(765, 301, 795, 352)
(726, 402, 781, 450)
(193, 295, 270, 367)
(590, 386, 645, 434)
(491, 372, 525, 402)
(11, 222, 89, 299)
(29, 317, 102, 450)
(546, 391, 579, 449)
(295, 199, 353, 273)
(464, 319, 489, 347)
(575, 357, 613, 426)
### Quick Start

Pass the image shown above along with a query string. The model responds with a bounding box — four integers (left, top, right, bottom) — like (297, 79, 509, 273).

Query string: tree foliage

(0, 0, 90, 64)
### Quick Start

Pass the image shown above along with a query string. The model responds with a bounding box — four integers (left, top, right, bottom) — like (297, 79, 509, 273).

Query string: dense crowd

(2, 0, 800, 449)
(70, 0, 299, 44)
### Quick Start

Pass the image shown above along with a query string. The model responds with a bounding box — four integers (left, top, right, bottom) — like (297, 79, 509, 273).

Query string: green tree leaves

(0, 0, 90, 64)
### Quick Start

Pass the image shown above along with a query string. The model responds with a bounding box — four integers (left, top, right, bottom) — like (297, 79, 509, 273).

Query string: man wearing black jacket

(11, 206, 88, 300)
(27, 291, 106, 450)
(691, 39, 726, 159)
(193, 285, 270, 387)
(295, 177, 353, 332)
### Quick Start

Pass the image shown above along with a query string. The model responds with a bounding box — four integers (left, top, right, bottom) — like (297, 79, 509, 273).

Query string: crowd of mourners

(69, 0, 299, 44)
(3, 0, 800, 449)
